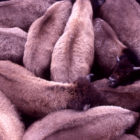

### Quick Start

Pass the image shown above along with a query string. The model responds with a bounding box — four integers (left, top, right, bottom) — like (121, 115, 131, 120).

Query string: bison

(23, 106, 139, 140)
(23, 0, 72, 79)
(0, 0, 57, 31)
(108, 48, 140, 87)
(51, 0, 94, 83)
(93, 18, 140, 87)
(93, 18, 126, 77)
(100, 0, 140, 62)
(99, 0, 140, 86)
(92, 78, 140, 111)
(0, 27, 27, 64)
(0, 60, 102, 118)
(0, 90, 24, 140)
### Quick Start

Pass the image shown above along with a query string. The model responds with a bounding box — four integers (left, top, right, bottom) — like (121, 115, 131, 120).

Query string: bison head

(68, 74, 105, 110)
(108, 49, 140, 87)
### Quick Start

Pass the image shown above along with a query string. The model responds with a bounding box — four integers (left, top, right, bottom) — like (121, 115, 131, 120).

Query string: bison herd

(0, 0, 140, 140)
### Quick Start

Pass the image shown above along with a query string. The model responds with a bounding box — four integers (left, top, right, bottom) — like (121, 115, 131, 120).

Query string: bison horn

(86, 73, 94, 82)
(116, 56, 120, 62)
(108, 77, 116, 82)
(83, 104, 90, 111)
(133, 67, 140, 71)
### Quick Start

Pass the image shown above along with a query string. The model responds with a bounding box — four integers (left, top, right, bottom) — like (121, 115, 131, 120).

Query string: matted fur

(0, 61, 97, 117)
(0, 90, 24, 140)
(0, 27, 27, 64)
(0, 0, 57, 31)
(23, 0, 72, 79)
(100, 0, 140, 60)
(51, 0, 94, 83)
(23, 106, 139, 140)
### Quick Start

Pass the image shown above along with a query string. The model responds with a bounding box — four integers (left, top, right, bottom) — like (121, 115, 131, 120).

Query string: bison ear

(116, 56, 120, 62)
(86, 74, 94, 82)
(133, 67, 140, 71)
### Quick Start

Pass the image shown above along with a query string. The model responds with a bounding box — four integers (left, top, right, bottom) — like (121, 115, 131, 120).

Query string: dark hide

(71, 76, 106, 109)
(92, 18, 125, 80)
(91, 0, 105, 17)
(71, 0, 105, 17)
(134, 119, 140, 138)
(136, 0, 140, 4)
(109, 48, 140, 87)
(92, 78, 140, 111)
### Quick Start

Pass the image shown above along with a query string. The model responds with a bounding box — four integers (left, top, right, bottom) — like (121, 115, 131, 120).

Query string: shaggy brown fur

(108, 48, 140, 87)
(100, 0, 140, 60)
(0, 0, 57, 31)
(23, 0, 72, 79)
(23, 106, 139, 140)
(0, 60, 100, 118)
(93, 18, 126, 77)
(0, 90, 24, 140)
(93, 18, 140, 87)
(137, 0, 140, 4)
(91, 0, 105, 17)
(0, 27, 27, 64)
(92, 78, 140, 111)
(51, 0, 94, 83)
